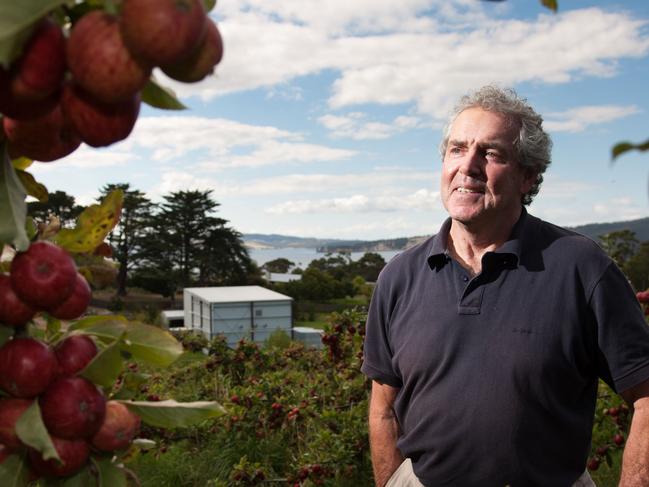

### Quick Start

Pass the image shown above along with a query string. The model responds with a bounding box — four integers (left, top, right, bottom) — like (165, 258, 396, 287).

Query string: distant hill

(243, 233, 364, 250)
(244, 217, 649, 253)
(568, 218, 649, 242)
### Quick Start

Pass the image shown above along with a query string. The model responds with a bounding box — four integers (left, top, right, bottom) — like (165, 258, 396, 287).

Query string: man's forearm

(619, 398, 649, 486)
(369, 409, 404, 487)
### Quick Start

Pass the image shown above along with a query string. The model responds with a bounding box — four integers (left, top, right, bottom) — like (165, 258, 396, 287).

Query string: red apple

(67, 11, 151, 103)
(40, 376, 106, 439)
(48, 273, 91, 320)
(0, 398, 33, 450)
(3, 104, 81, 162)
(10, 241, 77, 310)
(0, 73, 59, 121)
(11, 18, 66, 101)
(91, 401, 141, 451)
(54, 335, 98, 376)
(28, 436, 90, 478)
(0, 338, 58, 398)
(162, 19, 223, 83)
(0, 274, 36, 327)
(120, 0, 207, 66)
(62, 82, 140, 148)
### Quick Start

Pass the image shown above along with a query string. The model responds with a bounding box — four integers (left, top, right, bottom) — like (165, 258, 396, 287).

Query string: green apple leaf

(54, 189, 123, 253)
(16, 169, 48, 202)
(0, 143, 29, 251)
(93, 457, 128, 487)
(202, 0, 217, 12)
(142, 79, 187, 110)
(0, 453, 30, 487)
(70, 320, 183, 367)
(612, 138, 649, 161)
(119, 400, 226, 428)
(81, 337, 125, 388)
(69, 314, 128, 333)
(53, 465, 96, 487)
(15, 401, 60, 462)
(45, 314, 62, 342)
(11, 157, 33, 171)
(120, 322, 183, 367)
(0, 325, 13, 347)
(0, 0, 68, 68)
(540, 0, 558, 12)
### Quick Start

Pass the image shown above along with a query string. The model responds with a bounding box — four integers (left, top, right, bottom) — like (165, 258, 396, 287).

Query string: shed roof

(184, 285, 293, 303)
(161, 310, 184, 319)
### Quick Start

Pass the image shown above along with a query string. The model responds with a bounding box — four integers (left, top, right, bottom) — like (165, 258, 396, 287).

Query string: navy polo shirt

(362, 209, 649, 487)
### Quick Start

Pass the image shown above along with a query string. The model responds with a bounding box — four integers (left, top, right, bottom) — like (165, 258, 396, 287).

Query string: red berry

(587, 458, 600, 471)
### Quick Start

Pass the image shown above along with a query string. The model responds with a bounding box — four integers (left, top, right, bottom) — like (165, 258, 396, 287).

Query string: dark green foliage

(272, 252, 383, 302)
(27, 190, 83, 227)
(598, 230, 638, 268)
(622, 241, 649, 292)
(261, 258, 295, 274)
(129, 309, 372, 486)
(99, 183, 153, 296)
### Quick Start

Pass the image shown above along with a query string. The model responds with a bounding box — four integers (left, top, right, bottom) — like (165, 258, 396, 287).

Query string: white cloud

(592, 197, 645, 222)
(318, 112, 424, 140)
(33, 146, 137, 170)
(265, 188, 439, 214)
(164, 3, 649, 123)
(146, 169, 436, 201)
(545, 105, 640, 132)
(52, 116, 357, 171)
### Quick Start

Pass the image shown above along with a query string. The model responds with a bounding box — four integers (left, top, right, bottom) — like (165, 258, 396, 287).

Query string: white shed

(183, 286, 293, 346)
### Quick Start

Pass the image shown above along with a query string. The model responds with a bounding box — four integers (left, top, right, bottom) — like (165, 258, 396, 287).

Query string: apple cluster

(0, 0, 223, 162)
(0, 241, 91, 328)
(0, 334, 141, 479)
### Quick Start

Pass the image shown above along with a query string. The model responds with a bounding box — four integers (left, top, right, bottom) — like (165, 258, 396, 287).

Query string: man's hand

(368, 380, 403, 487)
(619, 379, 649, 486)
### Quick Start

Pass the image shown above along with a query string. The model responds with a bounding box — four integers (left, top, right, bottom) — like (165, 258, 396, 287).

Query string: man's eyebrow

(477, 140, 511, 153)
(447, 139, 467, 148)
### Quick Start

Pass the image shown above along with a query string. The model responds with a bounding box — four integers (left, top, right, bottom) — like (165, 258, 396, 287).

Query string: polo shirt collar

(427, 207, 528, 271)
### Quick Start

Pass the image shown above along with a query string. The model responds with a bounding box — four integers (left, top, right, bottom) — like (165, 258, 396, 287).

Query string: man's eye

(449, 147, 462, 154)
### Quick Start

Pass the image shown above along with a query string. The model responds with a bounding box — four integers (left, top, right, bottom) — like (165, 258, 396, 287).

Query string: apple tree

(0, 1, 228, 485)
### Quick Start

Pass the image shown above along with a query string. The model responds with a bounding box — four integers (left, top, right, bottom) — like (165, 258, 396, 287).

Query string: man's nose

(458, 147, 484, 177)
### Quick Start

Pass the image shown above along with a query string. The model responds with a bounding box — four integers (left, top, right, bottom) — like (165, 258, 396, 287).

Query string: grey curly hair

(439, 85, 552, 205)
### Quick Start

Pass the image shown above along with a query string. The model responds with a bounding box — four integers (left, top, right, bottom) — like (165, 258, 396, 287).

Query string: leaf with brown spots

(54, 189, 123, 253)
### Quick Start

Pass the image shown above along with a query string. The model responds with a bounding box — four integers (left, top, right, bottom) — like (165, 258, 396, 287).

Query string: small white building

(183, 286, 293, 346)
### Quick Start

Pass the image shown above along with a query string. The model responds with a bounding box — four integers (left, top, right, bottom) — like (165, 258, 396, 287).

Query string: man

(361, 85, 649, 487)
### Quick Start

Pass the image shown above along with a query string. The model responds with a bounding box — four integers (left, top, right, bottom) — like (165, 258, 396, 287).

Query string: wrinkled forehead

(449, 108, 519, 146)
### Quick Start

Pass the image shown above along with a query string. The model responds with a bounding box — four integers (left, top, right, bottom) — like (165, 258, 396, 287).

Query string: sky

(31, 0, 649, 240)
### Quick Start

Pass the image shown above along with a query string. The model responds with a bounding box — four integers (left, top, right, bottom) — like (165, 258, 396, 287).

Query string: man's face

(441, 107, 535, 227)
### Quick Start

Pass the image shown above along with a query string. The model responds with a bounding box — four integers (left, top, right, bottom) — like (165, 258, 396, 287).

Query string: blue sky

(33, 0, 649, 240)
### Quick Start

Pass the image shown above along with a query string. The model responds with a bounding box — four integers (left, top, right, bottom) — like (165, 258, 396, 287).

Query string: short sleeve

(591, 262, 649, 393)
(361, 273, 402, 388)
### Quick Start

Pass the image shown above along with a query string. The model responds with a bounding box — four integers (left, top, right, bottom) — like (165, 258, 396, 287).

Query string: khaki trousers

(385, 458, 597, 487)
